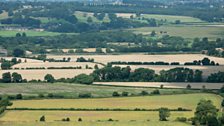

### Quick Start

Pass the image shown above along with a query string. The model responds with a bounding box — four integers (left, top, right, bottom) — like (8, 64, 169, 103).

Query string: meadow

(129, 25, 224, 39)
(0, 30, 63, 37)
(116, 13, 204, 23)
(9, 93, 222, 110)
(0, 83, 199, 98)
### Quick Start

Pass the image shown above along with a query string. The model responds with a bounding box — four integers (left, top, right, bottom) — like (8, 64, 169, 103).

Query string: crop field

(0, 111, 192, 126)
(46, 54, 224, 65)
(0, 69, 93, 80)
(12, 62, 103, 69)
(129, 26, 224, 39)
(9, 93, 222, 110)
(0, 83, 200, 98)
(94, 82, 224, 90)
(46, 48, 108, 53)
(0, 30, 63, 37)
(113, 65, 224, 80)
(116, 13, 204, 23)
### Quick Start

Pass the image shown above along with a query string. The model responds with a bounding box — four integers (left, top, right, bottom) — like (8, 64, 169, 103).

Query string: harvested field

(12, 62, 103, 69)
(93, 82, 224, 89)
(46, 48, 108, 53)
(9, 93, 222, 110)
(0, 69, 93, 80)
(47, 54, 224, 65)
(113, 65, 224, 80)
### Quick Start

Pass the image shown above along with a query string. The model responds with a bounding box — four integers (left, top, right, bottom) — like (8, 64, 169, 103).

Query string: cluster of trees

(91, 66, 203, 82)
(1, 72, 25, 83)
(76, 57, 94, 62)
(1, 16, 41, 28)
(1, 58, 22, 70)
(0, 97, 12, 115)
(207, 72, 224, 83)
(184, 58, 219, 66)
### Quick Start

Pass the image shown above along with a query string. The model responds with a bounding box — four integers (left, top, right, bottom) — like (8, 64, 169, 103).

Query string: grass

(74, 11, 110, 23)
(0, 111, 192, 126)
(0, 30, 63, 37)
(116, 13, 204, 23)
(0, 83, 199, 98)
(129, 25, 224, 39)
(9, 93, 222, 110)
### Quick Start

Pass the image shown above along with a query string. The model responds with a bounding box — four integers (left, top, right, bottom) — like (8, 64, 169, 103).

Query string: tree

(13, 48, 25, 57)
(2, 72, 11, 83)
(73, 74, 94, 84)
(12, 72, 22, 83)
(159, 107, 170, 121)
(22, 32, 26, 37)
(44, 74, 55, 83)
(202, 58, 211, 65)
(16, 33, 21, 37)
(16, 94, 23, 99)
(194, 100, 217, 125)
(112, 91, 120, 97)
(151, 30, 156, 37)
(87, 17, 93, 23)
(1, 62, 11, 70)
(40, 116, 45, 122)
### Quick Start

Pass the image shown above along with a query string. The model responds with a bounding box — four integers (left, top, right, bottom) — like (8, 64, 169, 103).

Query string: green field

(74, 11, 110, 23)
(9, 93, 222, 110)
(0, 30, 74, 37)
(129, 25, 224, 39)
(0, 111, 192, 126)
(0, 83, 199, 98)
(0, 93, 221, 126)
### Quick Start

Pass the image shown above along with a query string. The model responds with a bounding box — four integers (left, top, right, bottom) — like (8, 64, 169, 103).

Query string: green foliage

(159, 107, 170, 121)
(112, 91, 120, 97)
(12, 72, 23, 83)
(2, 72, 11, 83)
(44, 74, 55, 83)
(39, 115, 45, 122)
(13, 48, 25, 57)
(194, 100, 217, 125)
(73, 74, 94, 84)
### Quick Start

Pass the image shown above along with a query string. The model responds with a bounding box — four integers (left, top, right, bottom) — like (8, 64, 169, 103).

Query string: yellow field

(47, 54, 224, 65)
(0, 69, 93, 80)
(9, 93, 222, 110)
(46, 48, 109, 53)
(12, 62, 103, 69)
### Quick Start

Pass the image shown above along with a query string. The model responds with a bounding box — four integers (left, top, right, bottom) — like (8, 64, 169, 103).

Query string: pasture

(0, 83, 200, 98)
(0, 30, 63, 37)
(94, 82, 224, 90)
(9, 93, 222, 110)
(0, 111, 192, 126)
(116, 13, 204, 23)
(129, 25, 224, 39)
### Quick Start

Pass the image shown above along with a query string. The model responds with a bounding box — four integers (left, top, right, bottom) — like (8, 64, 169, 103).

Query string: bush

(73, 74, 94, 84)
(78, 93, 92, 98)
(140, 91, 149, 96)
(108, 118, 114, 121)
(121, 92, 129, 96)
(78, 118, 82, 122)
(176, 117, 187, 122)
(151, 90, 160, 95)
(47, 93, 54, 98)
(112, 92, 120, 97)
(40, 115, 45, 122)
(15, 94, 23, 100)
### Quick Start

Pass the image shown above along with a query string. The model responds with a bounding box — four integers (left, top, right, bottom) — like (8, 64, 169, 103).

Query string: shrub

(159, 107, 170, 121)
(112, 92, 120, 97)
(140, 91, 149, 96)
(40, 115, 45, 122)
(78, 93, 92, 98)
(108, 118, 114, 121)
(73, 74, 94, 84)
(15, 94, 23, 100)
(78, 118, 82, 122)
(176, 117, 187, 122)
(121, 92, 128, 96)
(47, 93, 54, 98)
(151, 90, 160, 95)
